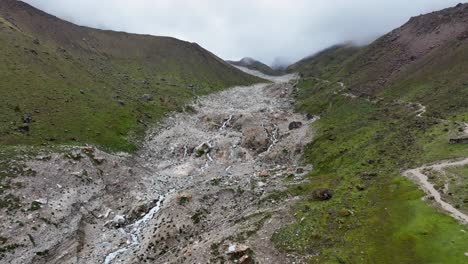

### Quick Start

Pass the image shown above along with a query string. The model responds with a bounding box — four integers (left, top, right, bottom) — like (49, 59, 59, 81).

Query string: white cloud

(23, 0, 465, 65)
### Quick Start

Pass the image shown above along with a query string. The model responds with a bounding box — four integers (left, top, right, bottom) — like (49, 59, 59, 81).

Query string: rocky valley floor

(0, 69, 317, 264)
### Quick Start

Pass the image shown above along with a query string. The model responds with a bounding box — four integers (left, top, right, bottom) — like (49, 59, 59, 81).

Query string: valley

(1, 1, 468, 264)
(0, 68, 317, 264)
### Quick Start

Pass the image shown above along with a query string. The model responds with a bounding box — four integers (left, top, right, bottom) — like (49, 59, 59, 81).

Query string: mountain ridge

(274, 3, 468, 263)
(227, 57, 283, 76)
(0, 0, 261, 151)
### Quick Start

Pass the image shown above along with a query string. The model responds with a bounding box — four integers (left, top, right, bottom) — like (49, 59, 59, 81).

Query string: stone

(359, 171, 378, 179)
(112, 215, 126, 227)
(239, 255, 250, 264)
(92, 156, 105, 165)
(34, 198, 48, 205)
(22, 114, 33, 123)
(141, 94, 154, 101)
(288, 121, 303, 130)
(312, 188, 332, 201)
(227, 244, 250, 254)
(241, 126, 269, 153)
(449, 137, 468, 144)
(117, 100, 125, 106)
(70, 170, 86, 177)
(258, 170, 269, 177)
(194, 142, 212, 157)
(82, 146, 94, 155)
(356, 185, 365, 191)
(69, 150, 82, 160)
(18, 123, 29, 133)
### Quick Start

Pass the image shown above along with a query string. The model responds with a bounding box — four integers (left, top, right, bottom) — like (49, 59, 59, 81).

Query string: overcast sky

(23, 0, 464, 66)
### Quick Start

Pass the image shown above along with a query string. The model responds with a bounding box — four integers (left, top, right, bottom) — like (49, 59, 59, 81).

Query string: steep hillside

(227, 57, 283, 76)
(0, 0, 261, 151)
(286, 43, 362, 78)
(341, 3, 468, 118)
(274, 3, 468, 263)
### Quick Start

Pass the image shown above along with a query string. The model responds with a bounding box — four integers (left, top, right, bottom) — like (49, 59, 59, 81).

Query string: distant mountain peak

(239, 57, 256, 65)
(227, 57, 284, 76)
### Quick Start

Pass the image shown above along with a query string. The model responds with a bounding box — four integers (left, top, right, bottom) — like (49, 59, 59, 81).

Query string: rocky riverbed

(0, 68, 317, 264)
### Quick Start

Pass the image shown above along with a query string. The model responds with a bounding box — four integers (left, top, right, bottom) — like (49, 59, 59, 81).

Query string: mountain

(274, 3, 468, 263)
(339, 3, 468, 118)
(286, 43, 362, 78)
(0, 0, 261, 151)
(227, 57, 283, 76)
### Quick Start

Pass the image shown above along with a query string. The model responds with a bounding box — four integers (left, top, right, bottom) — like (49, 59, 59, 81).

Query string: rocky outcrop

(449, 137, 468, 144)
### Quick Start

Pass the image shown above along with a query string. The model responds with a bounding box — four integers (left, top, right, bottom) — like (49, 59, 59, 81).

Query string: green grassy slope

(286, 43, 362, 79)
(274, 3, 468, 263)
(0, 0, 261, 152)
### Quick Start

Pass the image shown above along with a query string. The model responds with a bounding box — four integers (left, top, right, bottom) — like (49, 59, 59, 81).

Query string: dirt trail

(0, 68, 315, 263)
(402, 99, 468, 224)
(325, 79, 467, 224)
(403, 159, 468, 224)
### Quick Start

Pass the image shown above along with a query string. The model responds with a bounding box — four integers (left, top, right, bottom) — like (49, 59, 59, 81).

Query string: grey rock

(288, 121, 303, 130)
(22, 115, 32, 123)
(18, 123, 29, 133)
(141, 94, 154, 101)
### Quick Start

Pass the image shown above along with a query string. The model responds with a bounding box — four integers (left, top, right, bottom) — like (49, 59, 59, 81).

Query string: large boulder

(111, 215, 126, 228)
(288, 121, 303, 130)
(194, 142, 212, 157)
(141, 94, 154, 101)
(18, 123, 30, 133)
(22, 114, 32, 123)
(241, 126, 269, 153)
(449, 137, 468, 144)
(312, 188, 333, 201)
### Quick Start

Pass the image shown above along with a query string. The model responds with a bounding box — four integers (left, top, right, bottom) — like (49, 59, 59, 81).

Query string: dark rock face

(449, 137, 468, 144)
(18, 123, 29, 133)
(312, 188, 333, 201)
(359, 171, 378, 180)
(288, 121, 303, 130)
(22, 114, 32, 123)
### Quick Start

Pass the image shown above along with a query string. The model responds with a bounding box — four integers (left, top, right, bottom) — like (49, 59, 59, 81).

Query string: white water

(219, 115, 233, 130)
(103, 193, 167, 264)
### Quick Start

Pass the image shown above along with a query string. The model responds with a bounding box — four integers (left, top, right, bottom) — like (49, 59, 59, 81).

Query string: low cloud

(24, 0, 465, 65)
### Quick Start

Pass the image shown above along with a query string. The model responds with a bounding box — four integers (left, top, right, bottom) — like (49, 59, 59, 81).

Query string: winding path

(403, 159, 468, 224)
(330, 80, 468, 224)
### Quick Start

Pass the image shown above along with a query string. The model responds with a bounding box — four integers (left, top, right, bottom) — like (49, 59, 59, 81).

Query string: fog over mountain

(23, 0, 465, 65)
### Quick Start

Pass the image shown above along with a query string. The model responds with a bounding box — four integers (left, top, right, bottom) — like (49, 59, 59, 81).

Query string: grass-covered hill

(286, 43, 362, 79)
(342, 3, 468, 119)
(0, 0, 261, 151)
(273, 3, 468, 263)
(227, 57, 283, 76)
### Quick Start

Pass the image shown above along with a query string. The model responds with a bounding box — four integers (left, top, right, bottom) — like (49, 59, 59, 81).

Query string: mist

(23, 0, 466, 66)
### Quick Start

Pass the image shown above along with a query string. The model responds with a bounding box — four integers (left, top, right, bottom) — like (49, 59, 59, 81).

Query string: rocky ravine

(0, 68, 317, 263)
